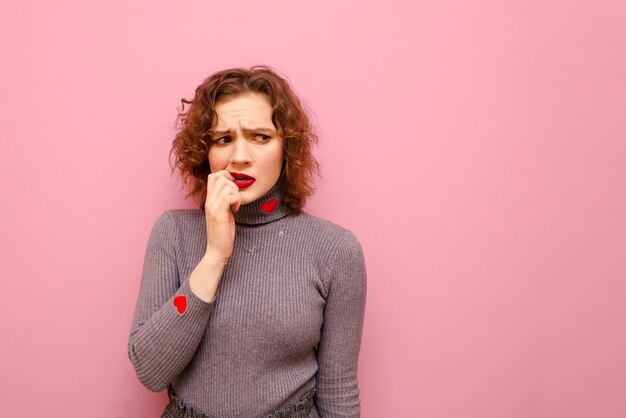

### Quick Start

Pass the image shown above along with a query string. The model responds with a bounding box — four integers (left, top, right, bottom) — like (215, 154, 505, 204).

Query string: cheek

(271, 144, 285, 171)
(207, 150, 225, 169)
(269, 155, 283, 174)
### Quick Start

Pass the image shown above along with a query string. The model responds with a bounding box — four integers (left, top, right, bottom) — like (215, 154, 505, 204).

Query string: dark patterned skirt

(161, 385, 318, 418)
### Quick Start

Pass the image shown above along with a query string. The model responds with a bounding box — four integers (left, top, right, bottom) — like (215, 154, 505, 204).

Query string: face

(208, 92, 284, 205)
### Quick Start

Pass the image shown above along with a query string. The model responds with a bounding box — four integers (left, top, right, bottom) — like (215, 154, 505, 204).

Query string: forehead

(214, 92, 273, 128)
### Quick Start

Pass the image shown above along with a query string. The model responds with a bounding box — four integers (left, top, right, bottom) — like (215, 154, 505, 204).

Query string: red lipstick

(229, 171, 256, 189)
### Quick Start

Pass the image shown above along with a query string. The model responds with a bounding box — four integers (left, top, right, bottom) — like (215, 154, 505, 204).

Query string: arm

(127, 211, 215, 392)
(129, 171, 238, 391)
(315, 230, 368, 417)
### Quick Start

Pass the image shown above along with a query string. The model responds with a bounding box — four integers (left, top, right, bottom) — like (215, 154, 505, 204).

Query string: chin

(238, 190, 255, 205)
(240, 181, 273, 204)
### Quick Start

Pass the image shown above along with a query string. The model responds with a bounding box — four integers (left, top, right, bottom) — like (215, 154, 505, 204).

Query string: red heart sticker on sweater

(261, 198, 278, 213)
(173, 295, 187, 315)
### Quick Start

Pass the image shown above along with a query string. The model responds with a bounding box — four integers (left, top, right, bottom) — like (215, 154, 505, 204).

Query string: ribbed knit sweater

(128, 182, 367, 418)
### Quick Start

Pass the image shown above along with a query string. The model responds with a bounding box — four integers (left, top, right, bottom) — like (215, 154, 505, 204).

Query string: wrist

(203, 249, 229, 268)
(189, 253, 226, 303)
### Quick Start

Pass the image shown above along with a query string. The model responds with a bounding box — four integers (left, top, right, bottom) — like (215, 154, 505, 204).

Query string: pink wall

(1, 0, 625, 417)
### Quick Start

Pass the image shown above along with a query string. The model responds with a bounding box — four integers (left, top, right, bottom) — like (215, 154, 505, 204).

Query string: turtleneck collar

(233, 181, 291, 226)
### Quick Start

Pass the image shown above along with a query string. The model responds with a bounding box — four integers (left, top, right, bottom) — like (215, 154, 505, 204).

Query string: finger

(206, 173, 238, 206)
(213, 176, 239, 204)
(207, 169, 234, 190)
(212, 173, 240, 212)
(211, 171, 238, 190)
(223, 187, 242, 214)
(210, 169, 236, 184)
(206, 171, 221, 193)
(206, 177, 230, 214)
(222, 170, 236, 181)
(215, 185, 240, 215)
(230, 191, 242, 213)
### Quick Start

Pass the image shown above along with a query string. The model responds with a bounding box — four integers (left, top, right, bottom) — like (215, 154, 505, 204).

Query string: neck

(233, 181, 291, 226)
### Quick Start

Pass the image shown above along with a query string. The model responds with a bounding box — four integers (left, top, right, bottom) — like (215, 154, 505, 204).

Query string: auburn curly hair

(169, 65, 320, 213)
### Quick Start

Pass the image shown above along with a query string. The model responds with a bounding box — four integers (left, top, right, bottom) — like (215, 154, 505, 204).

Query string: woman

(128, 66, 367, 418)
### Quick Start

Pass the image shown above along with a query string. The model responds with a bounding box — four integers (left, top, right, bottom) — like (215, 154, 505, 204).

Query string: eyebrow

(211, 127, 277, 136)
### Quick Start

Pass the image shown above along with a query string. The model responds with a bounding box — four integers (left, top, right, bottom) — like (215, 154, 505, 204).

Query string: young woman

(128, 66, 367, 418)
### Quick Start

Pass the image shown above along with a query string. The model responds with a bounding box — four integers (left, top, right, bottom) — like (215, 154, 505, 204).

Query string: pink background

(1, 1, 625, 417)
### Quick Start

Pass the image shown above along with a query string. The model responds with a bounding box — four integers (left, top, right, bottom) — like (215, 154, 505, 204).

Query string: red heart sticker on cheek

(261, 198, 278, 213)
(173, 295, 187, 315)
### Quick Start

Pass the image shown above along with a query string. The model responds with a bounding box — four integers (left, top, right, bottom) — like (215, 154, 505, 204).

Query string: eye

(214, 136, 232, 144)
(255, 134, 271, 142)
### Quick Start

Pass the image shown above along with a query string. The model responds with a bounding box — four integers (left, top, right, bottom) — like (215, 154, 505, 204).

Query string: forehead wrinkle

(213, 94, 273, 132)
(215, 113, 272, 132)
(213, 121, 276, 136)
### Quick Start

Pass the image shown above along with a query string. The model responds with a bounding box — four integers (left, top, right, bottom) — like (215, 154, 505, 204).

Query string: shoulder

(154, 209, 204, 230)
(149, 209, 204, 242)
(159, 208, 203, 224)
(291, 213, 366, 300)
(289, 211, 354, 241)
(289, 211, 365, 273)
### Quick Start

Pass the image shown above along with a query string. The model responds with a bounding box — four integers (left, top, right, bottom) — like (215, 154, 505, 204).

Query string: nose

(229, 136, 251, 166)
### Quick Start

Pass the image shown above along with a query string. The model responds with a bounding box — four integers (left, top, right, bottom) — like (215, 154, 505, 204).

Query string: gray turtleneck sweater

(128, 183, 367, 418)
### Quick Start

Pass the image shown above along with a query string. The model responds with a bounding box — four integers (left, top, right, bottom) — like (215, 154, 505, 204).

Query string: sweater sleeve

(315, 230, 367, 417)
(128, 211, 214, 392)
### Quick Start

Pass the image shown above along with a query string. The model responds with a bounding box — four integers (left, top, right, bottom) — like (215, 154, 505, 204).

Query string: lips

(229, 171, 256, 189)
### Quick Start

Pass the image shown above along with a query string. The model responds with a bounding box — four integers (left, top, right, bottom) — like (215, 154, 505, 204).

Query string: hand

(203, 170, 242, 264)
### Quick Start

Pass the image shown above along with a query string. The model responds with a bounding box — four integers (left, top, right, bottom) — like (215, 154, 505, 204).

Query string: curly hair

(169, 65, 320, 213)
